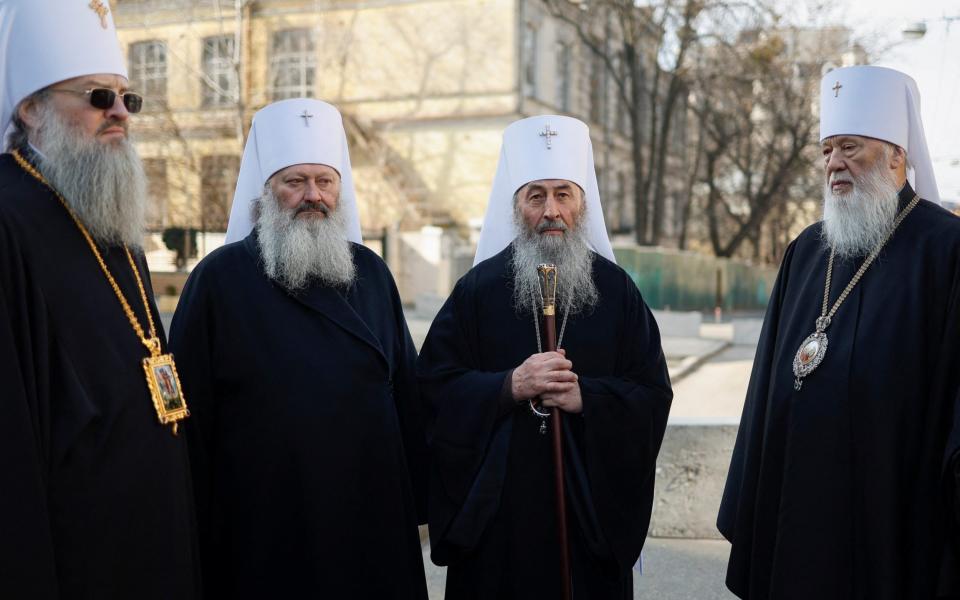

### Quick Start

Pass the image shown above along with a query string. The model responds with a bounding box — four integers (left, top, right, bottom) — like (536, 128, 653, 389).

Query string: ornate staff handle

(537, 264, 572, 600)
(538, 264, 558, 348)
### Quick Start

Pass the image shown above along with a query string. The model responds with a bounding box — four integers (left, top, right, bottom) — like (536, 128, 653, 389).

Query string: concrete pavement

(649, 326, 755, 539)
(634, 538, 737, 599)
(669, 344, 754, 421)
(421, 537, 737, 599)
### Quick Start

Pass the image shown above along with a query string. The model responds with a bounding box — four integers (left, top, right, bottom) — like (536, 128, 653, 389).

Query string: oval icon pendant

(793, 331, 828, 390)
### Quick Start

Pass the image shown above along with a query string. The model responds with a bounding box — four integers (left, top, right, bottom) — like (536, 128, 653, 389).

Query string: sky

(842, 0, 960, 202)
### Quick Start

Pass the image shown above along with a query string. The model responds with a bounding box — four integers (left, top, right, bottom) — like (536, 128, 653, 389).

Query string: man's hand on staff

(511, 350, 582, 414)
(540, 382, 583, 414)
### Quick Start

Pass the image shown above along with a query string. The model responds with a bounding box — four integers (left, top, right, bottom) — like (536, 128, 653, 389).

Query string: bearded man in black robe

(169, 99, 428, 599)
(719, 66, 960, 599)
(417, 115, 672, 599)
(0, 1, 199, 597)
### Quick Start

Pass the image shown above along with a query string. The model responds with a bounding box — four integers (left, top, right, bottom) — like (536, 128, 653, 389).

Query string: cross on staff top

(89, 0, 110, 29)
(299, 110, 314, 126)
(539, 124, 559, 149)
(833, 81, 843, 97)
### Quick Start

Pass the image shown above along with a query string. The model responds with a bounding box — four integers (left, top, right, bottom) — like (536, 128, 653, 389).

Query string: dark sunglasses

(49, 88, 143, 113)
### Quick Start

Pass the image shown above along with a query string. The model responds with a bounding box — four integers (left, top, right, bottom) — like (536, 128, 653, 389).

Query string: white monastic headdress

(473, 115, 615, 266)
(820, 65, 940, 205)
(224, 98, 362, 244)
(0, 0, 127, 139)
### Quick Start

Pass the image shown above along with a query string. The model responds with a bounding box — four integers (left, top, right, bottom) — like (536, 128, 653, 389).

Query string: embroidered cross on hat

(89, 0, 110, 29)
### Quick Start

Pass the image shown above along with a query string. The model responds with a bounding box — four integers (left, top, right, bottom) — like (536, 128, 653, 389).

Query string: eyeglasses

(49, 88, 143, 113)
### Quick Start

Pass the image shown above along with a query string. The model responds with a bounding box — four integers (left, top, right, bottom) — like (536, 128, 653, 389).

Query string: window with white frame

(269, 29, 316, 101)
(202, 35, 237, 107)
(128, 40, 167, 107)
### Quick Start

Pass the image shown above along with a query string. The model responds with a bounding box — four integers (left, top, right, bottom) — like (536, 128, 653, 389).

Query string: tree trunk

(627, 45, 649, 245)
(650, 74, 683, 245)
(679, 102, 706, 250)
(705, 152, 723, 256)
(640, 64, 661, 245)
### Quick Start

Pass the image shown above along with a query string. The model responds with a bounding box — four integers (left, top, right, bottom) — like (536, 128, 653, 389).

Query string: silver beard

(821, 150, 901, 259)
(255, 186, 356, 291)
(33, 103, 147, 248)
(510, 204, 599, 316)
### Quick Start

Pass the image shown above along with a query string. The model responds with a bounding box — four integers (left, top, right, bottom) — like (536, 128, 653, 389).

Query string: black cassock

(169, 232, 429, 599)
(719, 184, 960, 599)
(0, 153, 199, 598)
(417, 245, 672, 599)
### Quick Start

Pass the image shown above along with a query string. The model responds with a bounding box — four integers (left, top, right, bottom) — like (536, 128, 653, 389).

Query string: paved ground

(634, 538, 737, 599)
(669, 344, 755, 421)
(422, 537, 737, 599)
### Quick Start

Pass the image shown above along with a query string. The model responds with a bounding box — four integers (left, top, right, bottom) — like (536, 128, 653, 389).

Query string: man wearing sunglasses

(0, 1, 199, 598)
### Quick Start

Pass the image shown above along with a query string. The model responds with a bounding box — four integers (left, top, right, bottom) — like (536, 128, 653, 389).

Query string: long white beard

(510, 205, 599, 316)
(255, 187, 356, 291)
(821, 158, 901, 259)
(34, 104, 147, 248)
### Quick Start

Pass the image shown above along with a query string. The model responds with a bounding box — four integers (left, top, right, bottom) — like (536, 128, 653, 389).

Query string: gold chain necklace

(792, 194, 920, 391)
(12, 150, 189, 434)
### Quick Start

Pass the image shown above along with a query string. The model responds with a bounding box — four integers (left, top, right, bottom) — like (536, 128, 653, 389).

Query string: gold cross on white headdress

(89, 0, 110, 29)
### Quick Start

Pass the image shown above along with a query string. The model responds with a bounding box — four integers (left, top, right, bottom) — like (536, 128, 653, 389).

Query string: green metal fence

(613, 246, 777, 312)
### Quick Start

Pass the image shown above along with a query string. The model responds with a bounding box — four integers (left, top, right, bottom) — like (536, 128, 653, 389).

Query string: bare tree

(689, 25, 851, 260)
(541, 0, 721, 246)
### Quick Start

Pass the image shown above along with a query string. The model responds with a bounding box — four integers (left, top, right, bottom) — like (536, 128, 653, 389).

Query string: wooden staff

(537, 264, 572, 600)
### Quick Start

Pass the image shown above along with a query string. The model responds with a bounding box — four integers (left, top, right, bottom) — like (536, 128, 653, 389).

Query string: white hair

(33, 100, 147, 248)
(821, 144, 901, 259)
(255, 186, 356, 290)
(509, 200, 599, 316)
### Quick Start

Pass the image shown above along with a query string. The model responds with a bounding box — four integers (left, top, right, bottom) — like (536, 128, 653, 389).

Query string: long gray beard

(510, 209, 599, 316)
(34, 105, 147, 248)
(255, 187, 356, 291)
(821, 158, 901, 259)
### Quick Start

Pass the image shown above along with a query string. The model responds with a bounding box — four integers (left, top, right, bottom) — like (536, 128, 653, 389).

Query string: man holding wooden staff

(417, 115, 672, 599)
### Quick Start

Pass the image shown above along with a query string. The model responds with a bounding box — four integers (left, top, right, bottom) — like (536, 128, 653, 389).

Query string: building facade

(113, 0, 637, 277)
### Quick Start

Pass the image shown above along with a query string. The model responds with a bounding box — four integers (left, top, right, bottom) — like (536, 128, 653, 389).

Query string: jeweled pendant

(143, 353, 190, 435)
(792, 331, 828, 391)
